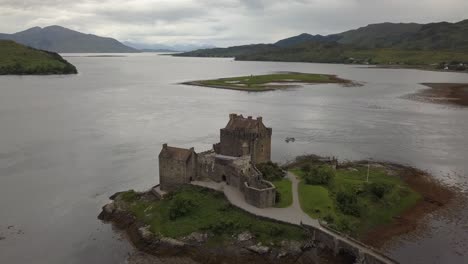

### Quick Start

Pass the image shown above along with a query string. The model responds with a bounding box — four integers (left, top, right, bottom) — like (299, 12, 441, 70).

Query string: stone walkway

(192, 171, 319, 227)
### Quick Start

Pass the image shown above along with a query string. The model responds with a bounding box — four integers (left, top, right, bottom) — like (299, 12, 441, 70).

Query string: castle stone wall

(159, 158, 189, 191)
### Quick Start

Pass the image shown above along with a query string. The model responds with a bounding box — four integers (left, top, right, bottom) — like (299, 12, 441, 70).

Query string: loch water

(0, 53, 467, 263)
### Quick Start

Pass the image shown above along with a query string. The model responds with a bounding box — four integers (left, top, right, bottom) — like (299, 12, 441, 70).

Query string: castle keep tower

(216, 114, 272, 164)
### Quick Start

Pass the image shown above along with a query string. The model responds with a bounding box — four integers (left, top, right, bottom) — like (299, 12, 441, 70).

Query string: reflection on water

(0, 54, 467, 264)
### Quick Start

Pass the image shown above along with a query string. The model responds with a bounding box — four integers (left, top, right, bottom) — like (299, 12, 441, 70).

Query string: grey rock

(277, 251, 288, 258)
(160, 237, 185, 247)
(237, 231, 253, 242)
(103, 203, 116, 214)
(183, 232, 208, 243)
(247, 244, 270, 254)
(138, 226, 154, 240)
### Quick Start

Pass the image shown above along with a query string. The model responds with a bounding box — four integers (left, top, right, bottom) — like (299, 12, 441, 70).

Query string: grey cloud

(0, 0, 467, 46)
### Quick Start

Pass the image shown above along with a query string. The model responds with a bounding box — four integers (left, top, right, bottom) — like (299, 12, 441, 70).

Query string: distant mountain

(0, 40, 77, 75)
(336, 22, 423, 48)
(393, 20, 468, 50)
(174, 44, 277, 58)
(275, 33, 340, 47)
(176, 19, 468, 67)
(123, 41, 216, 52)
(0, 26, 138, 53)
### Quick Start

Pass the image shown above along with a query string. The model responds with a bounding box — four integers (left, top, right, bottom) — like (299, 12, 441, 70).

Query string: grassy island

(0, 40, 77, 75)
(115, 186, 306, 244)
(182, 72, 352, 91)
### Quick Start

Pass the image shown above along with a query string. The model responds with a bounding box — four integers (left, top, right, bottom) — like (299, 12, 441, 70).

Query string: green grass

(272, 178, 293, 208)
(119, 186, 306, 244)
(298, 183, 334, 218)
(0, 40, 77, 75)
(293, 164, 422, 237)
(190, 72, 345, 91)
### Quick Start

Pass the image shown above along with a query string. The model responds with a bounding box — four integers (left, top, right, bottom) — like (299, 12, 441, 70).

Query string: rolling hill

(0, 26, 138, 53)
(0, 40, 77, 75)
(177, 19, 468, 68)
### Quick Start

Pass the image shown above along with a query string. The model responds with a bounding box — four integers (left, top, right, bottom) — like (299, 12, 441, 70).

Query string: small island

(99, 114, 453, 264)
(182, 72, 354, 91)
(0, 40, 77, 75)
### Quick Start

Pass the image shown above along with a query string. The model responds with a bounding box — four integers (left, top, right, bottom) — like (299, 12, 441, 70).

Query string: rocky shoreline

(98, 158, 456, 264)
(98, 191, 352, 264)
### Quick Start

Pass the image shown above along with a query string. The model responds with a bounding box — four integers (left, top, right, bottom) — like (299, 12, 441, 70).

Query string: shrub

(269, 226, 285, 236)
(257, 161, 286, 181)
(336, 191, 361, 217)
(168, 195, 198, 220)
(366, 182, 394, 199)
(304, 165, 335, 186)
(301, 164, 311, 173)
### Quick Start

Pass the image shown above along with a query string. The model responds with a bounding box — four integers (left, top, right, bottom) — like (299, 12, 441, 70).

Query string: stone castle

(158, 114, 276, 208)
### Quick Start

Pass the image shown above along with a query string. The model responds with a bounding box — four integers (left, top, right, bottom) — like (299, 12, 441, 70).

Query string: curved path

(192, 171, 318, 227)
(191, 172, 396, 264)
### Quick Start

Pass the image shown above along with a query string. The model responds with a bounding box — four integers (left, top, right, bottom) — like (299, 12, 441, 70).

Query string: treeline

(0, 62, 77, 75)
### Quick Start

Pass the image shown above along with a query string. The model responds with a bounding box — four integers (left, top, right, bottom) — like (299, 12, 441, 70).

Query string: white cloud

(0, 0, 466, 46)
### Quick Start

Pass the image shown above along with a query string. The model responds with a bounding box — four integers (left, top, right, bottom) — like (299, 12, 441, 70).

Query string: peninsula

(182, 72, 354, 91)
(99, 114, 452, 264)
(0, 40, 77, 75)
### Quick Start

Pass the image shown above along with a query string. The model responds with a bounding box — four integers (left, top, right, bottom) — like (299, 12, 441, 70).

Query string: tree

(304, 165, 335, 186)
(168, 195, 198, 220)
(336, 191, 361, 217)
(257, 161, 285, 181)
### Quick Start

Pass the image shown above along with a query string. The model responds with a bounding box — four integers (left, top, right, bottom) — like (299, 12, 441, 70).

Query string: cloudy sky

(0, 0, 467, 47)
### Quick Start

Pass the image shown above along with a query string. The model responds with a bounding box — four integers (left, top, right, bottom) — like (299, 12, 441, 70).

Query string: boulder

(103, 203, 116, 214)
(247, 244, 270, 254)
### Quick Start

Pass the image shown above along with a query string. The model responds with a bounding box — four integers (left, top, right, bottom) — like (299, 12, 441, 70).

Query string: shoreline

(404, 83, 468, 107)
(283, 156, 456, 248)
(98, 189, 354, 264)
(98, 157, 455, 263)
(358, 163, 455, 247)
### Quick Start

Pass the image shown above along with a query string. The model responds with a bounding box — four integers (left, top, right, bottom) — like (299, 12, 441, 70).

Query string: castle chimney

(163, 143, 168, 149)
(248, 116, 252, 119)
(257, 116, 262, 122)
(229, 113, 237, 120)
(190, 147, 195, 152)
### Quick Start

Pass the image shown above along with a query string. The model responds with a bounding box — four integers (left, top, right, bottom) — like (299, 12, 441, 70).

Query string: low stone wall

(243, 180, 276, 208)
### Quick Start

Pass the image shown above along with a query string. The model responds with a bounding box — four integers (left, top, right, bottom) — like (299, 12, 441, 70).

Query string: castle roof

(224, 114, 266, 133)
(159, 144, 193, 162)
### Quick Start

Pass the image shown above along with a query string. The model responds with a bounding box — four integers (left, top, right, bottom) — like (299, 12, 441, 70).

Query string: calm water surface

(0, 53, 467, 263)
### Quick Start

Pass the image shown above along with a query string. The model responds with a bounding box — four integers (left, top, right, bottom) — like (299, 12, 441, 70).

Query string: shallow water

(0, 53, 467, 263)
